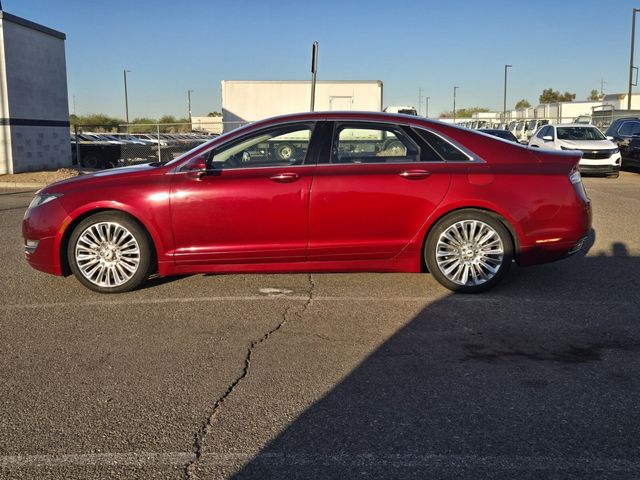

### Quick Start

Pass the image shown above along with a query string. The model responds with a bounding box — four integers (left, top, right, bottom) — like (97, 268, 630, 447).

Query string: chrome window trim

(169, 117, 486, 173)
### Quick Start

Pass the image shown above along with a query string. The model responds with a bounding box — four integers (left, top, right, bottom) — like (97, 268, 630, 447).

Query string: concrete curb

(0, 182, 46, 189)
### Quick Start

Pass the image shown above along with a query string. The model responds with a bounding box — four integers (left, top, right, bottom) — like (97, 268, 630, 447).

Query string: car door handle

(400, 169, 431, 180)
(269, 172, 300, 183)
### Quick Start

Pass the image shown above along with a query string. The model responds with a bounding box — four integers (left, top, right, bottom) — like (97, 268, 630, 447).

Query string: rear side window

(331, 124, 420, 164)
(413, 128, 470, 161)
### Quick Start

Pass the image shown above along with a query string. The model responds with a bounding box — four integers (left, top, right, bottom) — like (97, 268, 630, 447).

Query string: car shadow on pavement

(229, 240, 640, 479)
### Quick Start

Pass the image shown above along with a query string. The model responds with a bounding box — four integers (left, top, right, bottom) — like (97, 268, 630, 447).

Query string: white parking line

(2, 451, 640, 472)
(0, 294, 631, 310)
(0, 451, 194, 468)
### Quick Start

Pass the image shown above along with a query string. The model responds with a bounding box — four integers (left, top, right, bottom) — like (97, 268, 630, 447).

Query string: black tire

(81, 155, 101, 169)
(425, 209, 514, 293)
(67, 211, 153, 293)
(274, 143, 295, 161)
(382, 140, 406, 150)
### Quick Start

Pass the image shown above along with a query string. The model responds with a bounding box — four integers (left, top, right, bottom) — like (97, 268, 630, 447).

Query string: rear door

(307, 121, 452, 261)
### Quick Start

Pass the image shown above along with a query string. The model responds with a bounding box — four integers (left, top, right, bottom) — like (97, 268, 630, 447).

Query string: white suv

(528, 124, 621, 177)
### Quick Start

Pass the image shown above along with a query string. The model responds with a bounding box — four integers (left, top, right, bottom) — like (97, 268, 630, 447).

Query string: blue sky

(5, 0, 640, 118)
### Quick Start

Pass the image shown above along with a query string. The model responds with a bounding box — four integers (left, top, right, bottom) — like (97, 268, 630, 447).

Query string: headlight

(28, 193, 62, 209)
(612, 148, 620, 154)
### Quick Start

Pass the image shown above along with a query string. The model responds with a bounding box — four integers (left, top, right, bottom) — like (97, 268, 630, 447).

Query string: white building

(0, 10, 70, 173)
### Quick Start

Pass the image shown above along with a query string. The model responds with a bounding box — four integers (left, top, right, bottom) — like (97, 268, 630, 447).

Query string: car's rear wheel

(67, 212, 153, 293)
(425, 210, 513, 293)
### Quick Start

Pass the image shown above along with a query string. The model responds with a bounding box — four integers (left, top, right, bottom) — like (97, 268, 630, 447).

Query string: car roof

(552, 124, 598, 128)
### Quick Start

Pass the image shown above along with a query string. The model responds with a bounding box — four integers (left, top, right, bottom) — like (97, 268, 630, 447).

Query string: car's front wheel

(67, 212, 153, 293)
(425, 210, 513, 293)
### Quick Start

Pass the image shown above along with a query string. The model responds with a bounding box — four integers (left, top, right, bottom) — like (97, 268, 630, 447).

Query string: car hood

(41, 163, 159, 193)
(558, 139, 617, 150)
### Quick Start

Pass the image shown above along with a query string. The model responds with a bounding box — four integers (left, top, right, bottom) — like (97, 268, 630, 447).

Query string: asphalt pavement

(1, 172, 639, 479)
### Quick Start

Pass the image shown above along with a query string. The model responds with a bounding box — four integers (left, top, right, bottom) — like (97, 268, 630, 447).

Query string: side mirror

(185, 155, 207, 178)
(607, 135, 615, 141)
(542, 135, 553, 142)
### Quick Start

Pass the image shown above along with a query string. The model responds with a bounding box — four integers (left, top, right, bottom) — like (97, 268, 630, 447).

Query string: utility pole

(310, 41, 318, 111)
(188, 89, 194, 124)
(629, 8, 640, 109)
(453, 86, 459, 123)
(123, 69, 131, 124)
(418, 87, 423, 116)
(73, 95, 76, 116)
(425, 96, 430, 119)
(600, 78, 607, 96)
(503, 64, 512, 124)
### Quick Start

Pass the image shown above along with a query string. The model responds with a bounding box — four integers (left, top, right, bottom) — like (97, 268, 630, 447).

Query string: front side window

(209, 123, 314, 169)
(331, 125, 420, 164)
(556, 127, 605, 141)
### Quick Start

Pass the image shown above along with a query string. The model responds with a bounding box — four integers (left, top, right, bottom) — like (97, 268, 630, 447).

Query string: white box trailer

(221, 80, 383, 132)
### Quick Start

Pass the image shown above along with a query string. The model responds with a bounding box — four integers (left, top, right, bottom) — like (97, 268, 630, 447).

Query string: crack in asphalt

(183, 273, 315, 480)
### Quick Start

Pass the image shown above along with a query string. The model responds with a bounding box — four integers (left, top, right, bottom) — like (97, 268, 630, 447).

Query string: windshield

(556, 127, 605, 141)
(526, 120, 537, 130)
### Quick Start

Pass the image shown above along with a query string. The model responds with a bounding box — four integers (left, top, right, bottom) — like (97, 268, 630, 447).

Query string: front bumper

(23, 200, 69, 276)
(578, 164, 620, 175)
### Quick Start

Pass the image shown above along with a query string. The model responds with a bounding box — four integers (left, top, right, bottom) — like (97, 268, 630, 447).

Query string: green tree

(73, 113, 124, 131)
(588, 89, 603, 101)
(515, 99, 531, 109)
(441, 107, 490, 118)
(539, 88, 576, 104)
(207, 111, 222, 117)
(128, 117, 158, 133)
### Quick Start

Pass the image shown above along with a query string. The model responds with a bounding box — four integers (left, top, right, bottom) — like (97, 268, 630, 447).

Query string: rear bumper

(518, 236, 588, 266)
(517, 197, 592, 267)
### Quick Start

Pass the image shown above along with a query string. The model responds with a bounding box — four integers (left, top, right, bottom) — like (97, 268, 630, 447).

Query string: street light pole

(425, 96, 430, 119)
(503, 64, 512, 123)
(629, 9, 640, 110)
(310, 41, 318, 111)
(453, 86, 459, 123)
(188, 89, 194, 124)
(123, 69, 131, 124)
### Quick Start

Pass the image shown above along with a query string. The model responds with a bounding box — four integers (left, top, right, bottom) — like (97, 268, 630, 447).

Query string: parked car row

(460, 117, 638, 177)
(70, 131, 214, 168)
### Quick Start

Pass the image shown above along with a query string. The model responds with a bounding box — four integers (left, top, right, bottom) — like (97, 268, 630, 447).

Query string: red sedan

(23, 112, 591, 293)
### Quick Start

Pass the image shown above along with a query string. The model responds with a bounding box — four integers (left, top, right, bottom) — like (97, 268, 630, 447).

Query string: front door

(170, 122, 317, 266)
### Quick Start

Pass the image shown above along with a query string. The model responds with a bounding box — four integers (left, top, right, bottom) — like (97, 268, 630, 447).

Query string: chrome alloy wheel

(435, 220, 504, 286)
(74, 222, 141, 287)
(278, 145, 293, 159)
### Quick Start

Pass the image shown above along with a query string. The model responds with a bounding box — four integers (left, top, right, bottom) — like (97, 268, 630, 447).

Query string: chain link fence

(71, 121, 247, 169)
